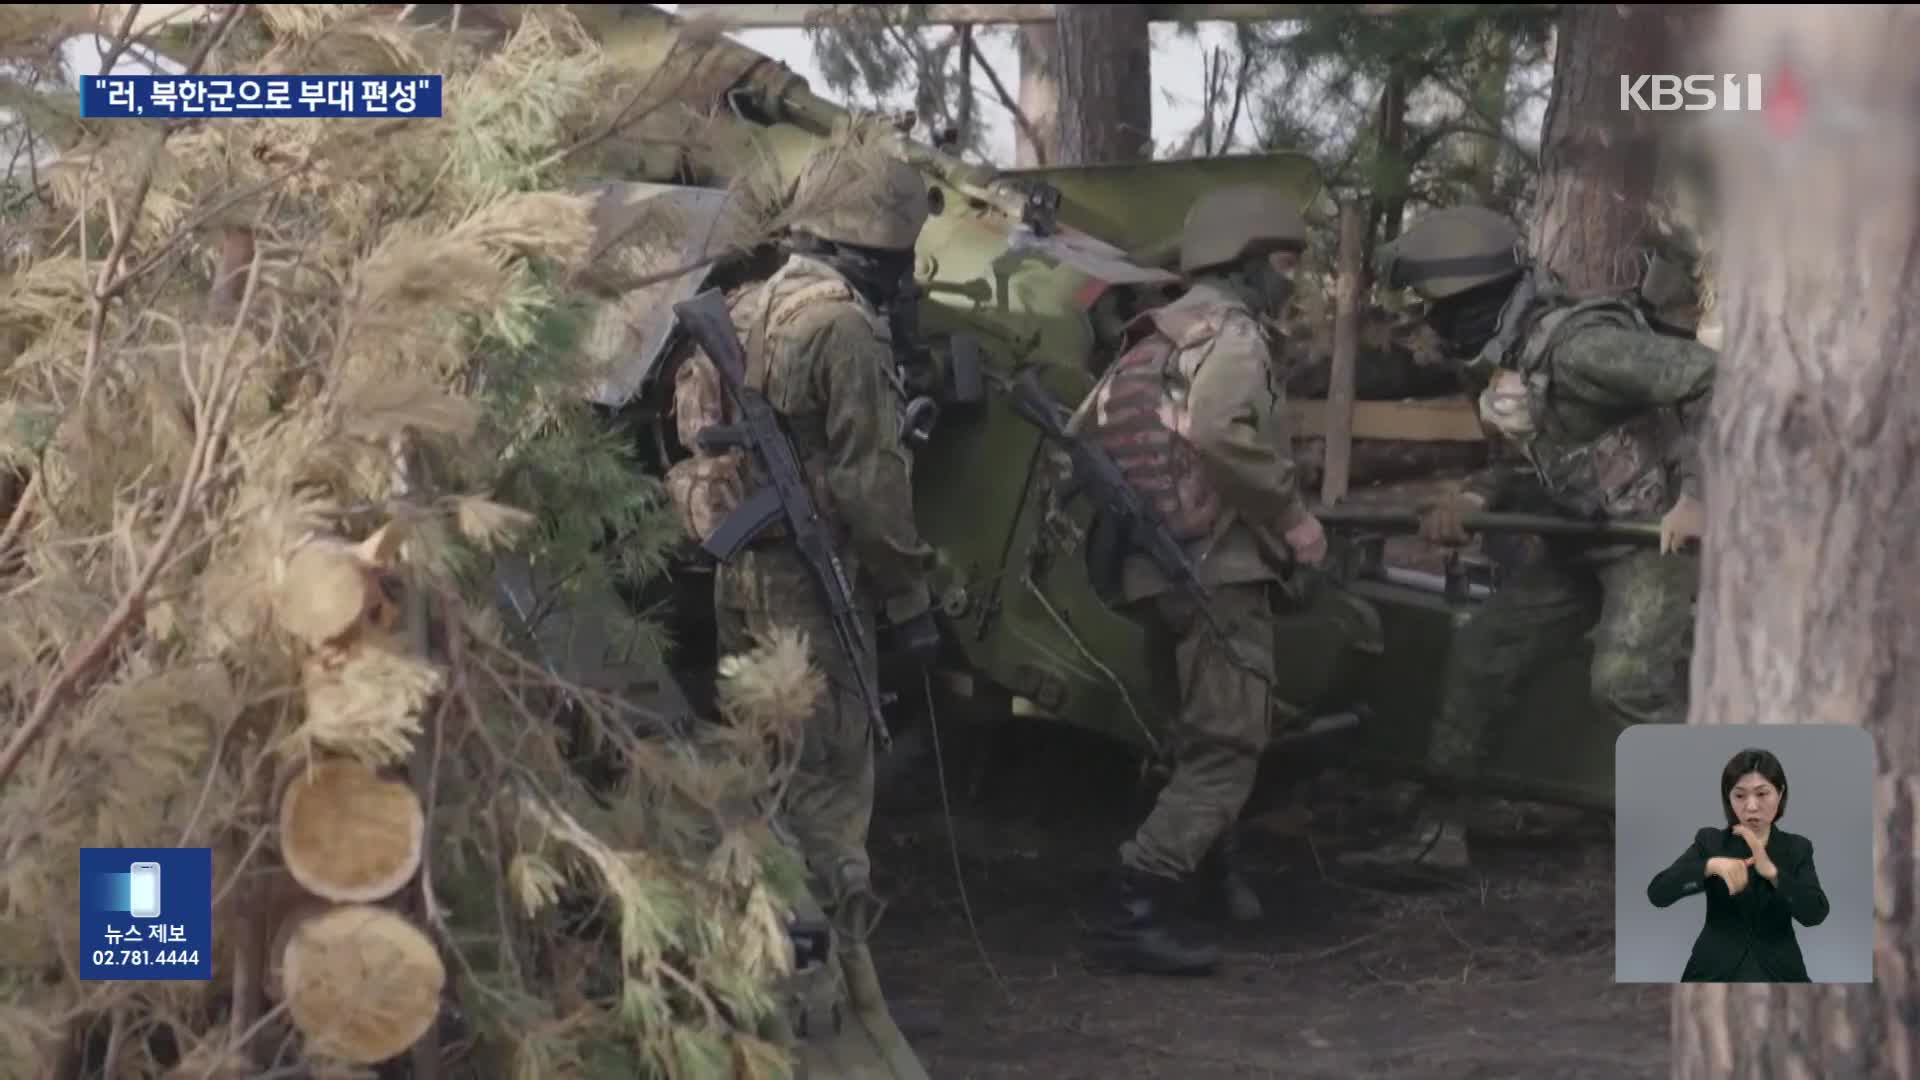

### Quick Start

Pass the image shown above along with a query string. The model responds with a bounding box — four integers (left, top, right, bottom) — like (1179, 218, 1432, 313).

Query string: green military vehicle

(546, 4, 1655, 820)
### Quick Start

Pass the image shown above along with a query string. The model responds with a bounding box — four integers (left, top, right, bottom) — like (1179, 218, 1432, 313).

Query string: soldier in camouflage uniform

(674, 139, 942, 946)
(1070, 185, 1329, 976)
(1341, 206, 1714, 872)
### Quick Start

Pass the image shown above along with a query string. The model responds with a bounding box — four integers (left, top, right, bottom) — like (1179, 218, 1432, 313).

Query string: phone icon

(127, 862, 161, 920)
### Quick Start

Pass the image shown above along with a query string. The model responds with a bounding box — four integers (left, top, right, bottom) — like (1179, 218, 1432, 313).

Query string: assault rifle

(671, 288, 894, 752)
(995, 366, 1243, 649)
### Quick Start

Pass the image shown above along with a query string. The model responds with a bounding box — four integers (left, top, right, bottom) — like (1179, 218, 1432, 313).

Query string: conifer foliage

(0, 6, 819, 1077)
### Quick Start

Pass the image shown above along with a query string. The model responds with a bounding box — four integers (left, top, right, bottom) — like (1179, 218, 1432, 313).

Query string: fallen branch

(0, 229, 267, 788)
(970, 41, 1046, 167)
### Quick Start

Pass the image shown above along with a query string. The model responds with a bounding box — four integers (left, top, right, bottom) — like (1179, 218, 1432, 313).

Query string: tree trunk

(1320, 203, 1366, 503)
(1361, 69, 1409, 296)
(1460, 28, 1514, 202)
(1528, 4, 1673, 293)
(1373, 71, 1409, 245)
(1053, 5, 1154, 164)
(1014, 23, 1059, 166)
(955, 27, 975, 150)
(1673, 7, 1920, 1077)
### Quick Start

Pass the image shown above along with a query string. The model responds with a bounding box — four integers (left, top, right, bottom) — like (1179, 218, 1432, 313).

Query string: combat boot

(1198, 830, 1263, 923)
(1090, 866, 1221, 976)
(1337, 815, 1471, 872)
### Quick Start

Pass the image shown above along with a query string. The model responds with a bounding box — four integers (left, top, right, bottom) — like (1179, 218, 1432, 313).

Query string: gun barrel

(1315, 505, 1663, 543)
(698, 21, 1042, 226)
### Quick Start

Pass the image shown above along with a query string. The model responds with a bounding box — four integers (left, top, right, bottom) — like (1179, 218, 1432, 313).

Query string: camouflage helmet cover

(1378, 206, 1526, 301)
(1180, 184, 1308, 275)
(785, 135, 931, 251)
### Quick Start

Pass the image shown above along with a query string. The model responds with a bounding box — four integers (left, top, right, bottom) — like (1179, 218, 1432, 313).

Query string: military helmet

(1636, 221, 1708, 333)
(786, 138, 931, 252)
(1377, 206, 1526, 301)
(1180, 185, 1307, 276)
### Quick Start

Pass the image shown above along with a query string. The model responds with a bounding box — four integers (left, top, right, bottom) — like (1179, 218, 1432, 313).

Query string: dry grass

(0, 6, 860, 1078)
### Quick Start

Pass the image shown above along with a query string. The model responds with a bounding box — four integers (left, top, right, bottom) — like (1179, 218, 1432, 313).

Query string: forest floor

(867, 722, 1669, 1080)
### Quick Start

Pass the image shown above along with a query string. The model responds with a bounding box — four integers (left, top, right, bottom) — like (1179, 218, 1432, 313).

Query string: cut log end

(265, 894, 333, 1003)
(279, 758, 425, 904)
(281, 904, 445, 1065)
(278, 544, 380, 647)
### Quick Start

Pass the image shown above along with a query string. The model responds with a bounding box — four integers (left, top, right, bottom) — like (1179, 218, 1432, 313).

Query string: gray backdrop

(1614, 723, 1875, 983)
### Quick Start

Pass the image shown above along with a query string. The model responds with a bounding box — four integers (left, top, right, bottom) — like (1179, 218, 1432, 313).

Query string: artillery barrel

(104, 5, 1142, 241)
(1314, 505, 1663, 544)
(538, 5, 1053, 228)
(715, 41, 1050, 227)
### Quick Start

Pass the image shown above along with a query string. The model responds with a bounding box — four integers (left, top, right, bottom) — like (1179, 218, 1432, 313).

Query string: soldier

(675, 137, 943, 955)
(1341, 206, 1714, 873)
(1070, 185, 1328, 976)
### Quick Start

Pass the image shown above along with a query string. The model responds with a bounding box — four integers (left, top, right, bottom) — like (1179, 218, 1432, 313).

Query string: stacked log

(1281, 304, 1462, 402)
(241, 522, 447, 1066)
(278, 759, 425, 904)
(1278, 303, 1491, 490)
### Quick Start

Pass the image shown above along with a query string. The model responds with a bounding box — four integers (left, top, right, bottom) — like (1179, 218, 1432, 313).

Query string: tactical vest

(663, 261, 888, 551)
(1082, 304, 1229, 543)
(1507, 297, 1685, 522)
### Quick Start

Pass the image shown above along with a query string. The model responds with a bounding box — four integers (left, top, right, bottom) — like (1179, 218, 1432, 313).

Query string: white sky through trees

(654, 3, 1548, 168)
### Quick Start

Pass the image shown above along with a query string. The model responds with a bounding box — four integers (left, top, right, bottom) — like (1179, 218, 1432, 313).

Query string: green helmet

(1180, 185, 1307, 275)
(1378, 206, 1525, 301)
(786, 139, 931, 252)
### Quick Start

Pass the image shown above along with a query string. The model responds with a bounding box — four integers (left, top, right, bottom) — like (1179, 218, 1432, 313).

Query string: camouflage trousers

(716, 554, 879, 928)
(1428, 547, 1700, 779)
(1119, 581, 1278, 881)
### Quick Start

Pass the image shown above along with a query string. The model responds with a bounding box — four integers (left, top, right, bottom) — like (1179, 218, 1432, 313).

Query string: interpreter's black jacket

(1646, 825, 1830, 983)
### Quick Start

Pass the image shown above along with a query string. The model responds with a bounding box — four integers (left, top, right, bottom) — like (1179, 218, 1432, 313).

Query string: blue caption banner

(79, 847, 213, 981)
(80, 75, 443, 119)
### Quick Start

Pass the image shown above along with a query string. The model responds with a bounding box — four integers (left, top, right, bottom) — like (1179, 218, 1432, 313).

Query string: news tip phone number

(90, 949, 201, 967)
(88, 76, 438, 117)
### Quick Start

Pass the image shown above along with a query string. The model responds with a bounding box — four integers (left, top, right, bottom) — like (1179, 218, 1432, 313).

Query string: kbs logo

(1619, 74, 1765, 112)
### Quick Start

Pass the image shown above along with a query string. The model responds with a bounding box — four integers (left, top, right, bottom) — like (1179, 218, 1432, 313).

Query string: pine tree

(804, 5, 991, 159)
(1240, 7, 1554, 243)
(0, 7, 823, 1077)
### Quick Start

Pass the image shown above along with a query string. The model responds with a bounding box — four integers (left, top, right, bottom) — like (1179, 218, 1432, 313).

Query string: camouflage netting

(0, 6, 843, 1078)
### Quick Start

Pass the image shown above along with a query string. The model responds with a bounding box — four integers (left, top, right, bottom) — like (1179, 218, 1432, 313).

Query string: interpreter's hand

(1733, 825, 1779, 882)
(1706, 855, 1751, 896)
(1660, 493, 1704, 554)
(1284, 513, 1328, 567)
(1418, 492, 1487, 547)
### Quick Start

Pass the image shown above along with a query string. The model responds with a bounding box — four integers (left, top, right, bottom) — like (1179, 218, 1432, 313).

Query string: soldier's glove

(1419, 492, 1487, 547)
(882, 609, 942, 669)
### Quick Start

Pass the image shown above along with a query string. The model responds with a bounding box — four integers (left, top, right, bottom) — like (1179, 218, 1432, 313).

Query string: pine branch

(970, 39, 1045, 166)
(0, 210, 267, 788)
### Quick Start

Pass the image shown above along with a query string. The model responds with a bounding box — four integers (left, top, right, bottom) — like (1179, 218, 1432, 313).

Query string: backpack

(1511, 299, 1686, 522)
(663, 265, 886, 551)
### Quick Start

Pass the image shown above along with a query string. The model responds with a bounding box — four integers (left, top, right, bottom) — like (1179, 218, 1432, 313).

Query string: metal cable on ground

(922, 667, 1014, 1005)
(1019, 574, 1160, 755)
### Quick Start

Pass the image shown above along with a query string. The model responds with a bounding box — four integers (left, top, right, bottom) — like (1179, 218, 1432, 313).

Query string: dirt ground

(864, 726, 1670, 1080)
